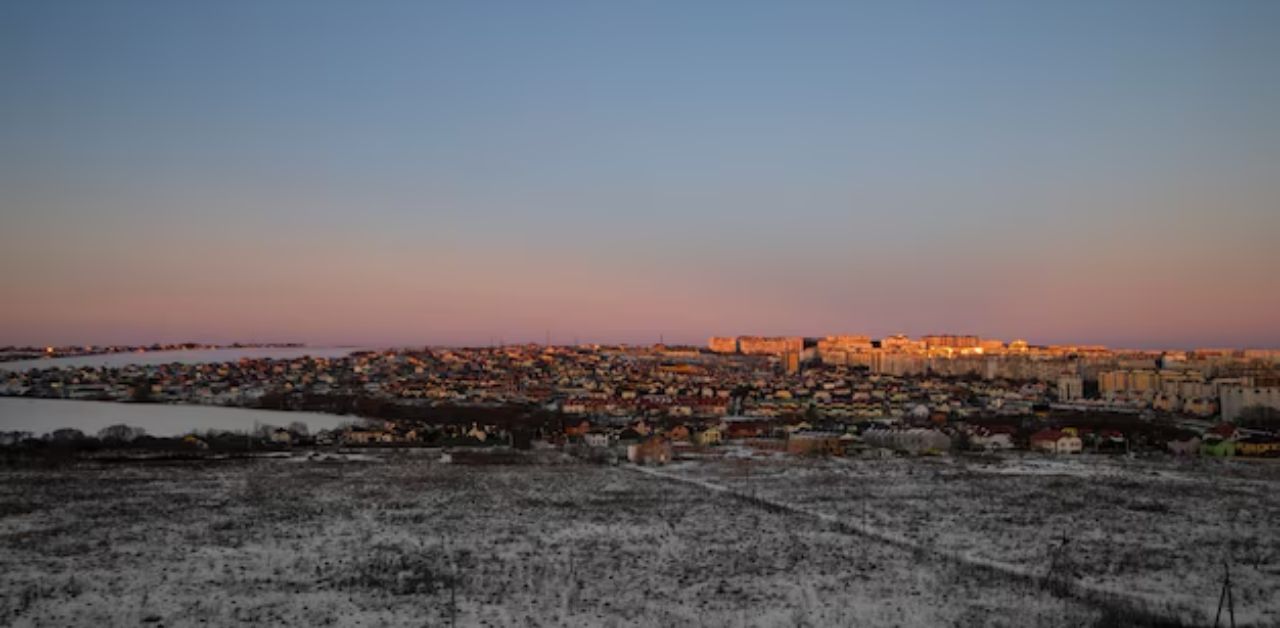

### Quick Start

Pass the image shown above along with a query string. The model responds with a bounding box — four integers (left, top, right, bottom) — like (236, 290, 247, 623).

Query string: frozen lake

(0, 397, 352, 436)
(0, 346, 365, 371)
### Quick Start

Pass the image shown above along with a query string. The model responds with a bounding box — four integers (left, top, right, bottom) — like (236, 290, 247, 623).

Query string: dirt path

(628, 464, 1198, 627)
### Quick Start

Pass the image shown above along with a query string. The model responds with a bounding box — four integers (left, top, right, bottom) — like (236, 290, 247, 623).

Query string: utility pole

(1215, 560, 1236, 628)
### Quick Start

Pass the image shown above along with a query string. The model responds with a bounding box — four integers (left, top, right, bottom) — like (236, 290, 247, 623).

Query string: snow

(0, 397, 349, 436)
(656, 452, 1280, 626)
(1, 452, 1111, 627)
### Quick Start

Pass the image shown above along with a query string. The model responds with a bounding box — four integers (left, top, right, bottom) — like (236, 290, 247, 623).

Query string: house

(583, 432, 611, 448)
(627, 435, 673, 465)
(1030, 429, 1082, 454)
(1166, 435, 1200, 456)
(1237, 435, 1280, 457)
(270, 428, 294, 445)
(1200, 423, 1238, 457)
(666, 425, 691, 442)
(1206, 423, 1240, 441)
(466, 424, 489, 442)
(616, 428, 643, 446)
(1095, 430, 1127, 453)
(693, 426, 722, 446)
(182, 434, 209, 450)
(1200, 438, 1235, 457)
(725, 420, 769, 439)
(343, 429, 392, 445)
(786, 431, 843, 456)
(1029, 430, 1057, 453)
(783, 420, 812, 434)
(564, 419, 592, 437)
(969, 427, 1014, 451)
(1183, 397, 1216, 417)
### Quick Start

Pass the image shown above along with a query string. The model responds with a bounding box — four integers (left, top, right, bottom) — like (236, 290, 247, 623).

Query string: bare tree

(48, 428, 87, 444)
(97, 424, 145, 443)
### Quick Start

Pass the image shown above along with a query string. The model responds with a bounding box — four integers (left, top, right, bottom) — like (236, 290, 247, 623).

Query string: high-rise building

(1099, 369, 1165, 399)
(880, 334, 922, 352)
(819, 335, 873, 351)
(1057, 375, 1084, 402)
(1221, 386, 1280, 422)
(784, 350, 801, 375)
(1129, 370, 1159, 395)
(708, 337, 738, 354)
(921, 334, 981, 349)
(1243, 349, 1280, 363)
(1159, 369, 1208, 400)
(738, 336, 803, 356)
(1099, 371, 1128, 398)
(817, 335, 872, 365)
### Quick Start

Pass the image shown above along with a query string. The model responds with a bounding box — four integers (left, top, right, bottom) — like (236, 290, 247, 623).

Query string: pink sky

(3, 1, 1278, 349)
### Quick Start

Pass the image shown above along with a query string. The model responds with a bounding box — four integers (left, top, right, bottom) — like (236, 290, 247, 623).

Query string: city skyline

(4, 329, 1278, 354)
(3, 0, 1279, 349)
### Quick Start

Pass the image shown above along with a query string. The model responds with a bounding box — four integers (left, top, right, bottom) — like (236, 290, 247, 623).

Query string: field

(657, 451, 1280, 626)
(0, 450, 1128, 628)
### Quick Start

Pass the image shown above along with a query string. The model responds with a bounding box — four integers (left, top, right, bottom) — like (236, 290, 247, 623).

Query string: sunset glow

(2, 1, 1278, 348)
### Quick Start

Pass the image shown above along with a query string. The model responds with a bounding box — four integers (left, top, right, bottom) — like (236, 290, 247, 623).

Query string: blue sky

(2, 0, 1278, 347)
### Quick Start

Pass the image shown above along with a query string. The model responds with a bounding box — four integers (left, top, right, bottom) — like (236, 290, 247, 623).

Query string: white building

(970, 431, 1014, 451)
(1221, 386, 1280, 422)
(1031, 430, 1082, 454)
(1056, 375, 1083, 402)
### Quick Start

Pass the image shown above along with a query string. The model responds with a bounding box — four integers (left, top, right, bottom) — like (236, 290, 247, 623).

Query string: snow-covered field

(0, 347, 362, 371)
(659, 451, 1280, 626)
(0, 451, 1119, 627)
(0, 397, 351, 436)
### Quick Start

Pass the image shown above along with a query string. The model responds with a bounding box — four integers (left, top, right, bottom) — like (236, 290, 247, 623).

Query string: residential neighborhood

(3, 338, 1278, 461)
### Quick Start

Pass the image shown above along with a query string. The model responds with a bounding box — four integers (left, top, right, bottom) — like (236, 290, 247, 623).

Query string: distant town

(0, 342, 304, 363)
(3, 334, 1279, 459)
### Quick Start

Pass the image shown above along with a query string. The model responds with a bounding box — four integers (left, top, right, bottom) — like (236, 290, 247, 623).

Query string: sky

(1, 0, 1278, 349)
